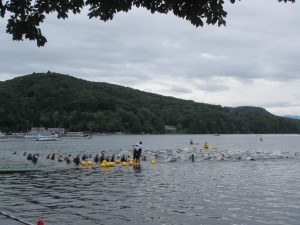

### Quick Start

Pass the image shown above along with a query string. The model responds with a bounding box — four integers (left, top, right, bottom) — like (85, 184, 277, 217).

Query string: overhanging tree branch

(0, 0, 296, 47)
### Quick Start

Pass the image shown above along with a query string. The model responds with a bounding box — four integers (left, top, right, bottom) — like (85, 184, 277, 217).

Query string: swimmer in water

(58, 155, 64, 162)
(189, 153, 195, 162)
(190, 139, 193, 145)
(82, 154, 88, 161)
(111, 154, 115, 162)
(27, 153, 33, 160)
(120, 155, 126, 162)
(169, 157, 178, 162)
(99, 153, 105, 163)
(106, 155, 113, 162)
(66, 154, 72, 164)
(32, 154, 38, 163)
(94, 154, 100, 163)
(204, 142, 208, 150)
(73, 155, 81, 165)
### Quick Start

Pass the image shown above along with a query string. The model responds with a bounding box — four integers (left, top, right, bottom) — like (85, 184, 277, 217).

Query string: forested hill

(1, 72, 300, 134)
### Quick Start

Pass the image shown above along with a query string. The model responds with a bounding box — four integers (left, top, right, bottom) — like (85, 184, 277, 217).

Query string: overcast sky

(0, 0, 299, 116)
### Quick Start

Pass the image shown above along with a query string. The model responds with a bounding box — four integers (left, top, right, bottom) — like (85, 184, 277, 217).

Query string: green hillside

(1, 72, 300, 134)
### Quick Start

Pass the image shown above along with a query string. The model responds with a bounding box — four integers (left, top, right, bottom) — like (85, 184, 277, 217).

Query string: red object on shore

(37, 219, 44, 225)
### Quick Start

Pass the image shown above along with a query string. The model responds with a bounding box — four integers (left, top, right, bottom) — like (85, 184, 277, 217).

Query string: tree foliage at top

(0, 0, 295, 46)
(1, 72, 300, 134)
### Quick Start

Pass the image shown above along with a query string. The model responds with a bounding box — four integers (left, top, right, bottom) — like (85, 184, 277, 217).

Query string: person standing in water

(138, 141, 143, 162)
(133, 141, 143, 165)
(133, 143, 140, 164)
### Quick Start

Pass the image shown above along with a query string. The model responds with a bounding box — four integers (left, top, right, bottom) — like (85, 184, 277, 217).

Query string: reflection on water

(1, 135, 300, 225)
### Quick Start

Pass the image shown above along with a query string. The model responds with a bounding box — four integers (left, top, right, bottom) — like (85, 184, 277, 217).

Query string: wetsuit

(133, 144, 140, 161)
(73, 155, 81, 165)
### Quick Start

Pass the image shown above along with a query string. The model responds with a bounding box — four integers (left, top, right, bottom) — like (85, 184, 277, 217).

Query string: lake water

(1, 134, 300, 225)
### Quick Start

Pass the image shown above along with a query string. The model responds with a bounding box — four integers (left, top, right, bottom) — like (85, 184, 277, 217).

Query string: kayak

(200, 146, 218, 150)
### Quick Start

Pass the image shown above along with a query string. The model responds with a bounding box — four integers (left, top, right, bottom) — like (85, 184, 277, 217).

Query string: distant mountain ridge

(226, 106, 272, 117)
(1, 72, 300, 134)
(283, 115, 300, 120)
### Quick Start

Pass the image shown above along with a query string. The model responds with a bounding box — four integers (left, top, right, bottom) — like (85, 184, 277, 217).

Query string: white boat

(24, 131, 58, 139)
(64, 132, 92, 139)
(0, 131, 5, 138)
(36, 137, 60, 141)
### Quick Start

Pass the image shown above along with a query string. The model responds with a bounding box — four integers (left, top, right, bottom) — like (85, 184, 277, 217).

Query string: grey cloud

(168, 85, 193, 94)
(1, 1, 299, 116)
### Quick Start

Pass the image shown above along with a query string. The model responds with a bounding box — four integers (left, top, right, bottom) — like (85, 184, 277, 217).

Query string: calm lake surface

(1, 134, 300, 225)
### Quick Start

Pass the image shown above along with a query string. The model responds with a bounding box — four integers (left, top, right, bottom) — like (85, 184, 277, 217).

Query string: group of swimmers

(21, 141, 144, 166)
(47, 153, 72, 163)
(25, 152, 39, 163)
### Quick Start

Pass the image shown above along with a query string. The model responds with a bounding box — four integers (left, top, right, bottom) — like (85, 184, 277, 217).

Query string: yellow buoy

(151, 160, 156, 164)
(81, 161, 87, 166)
(129, 160, 134, 166)
(87, 161, 92, 166)
(122, 162, 127, 166)
(116, 159, 120, 164)
(101, 162, 107, 167)
(102, 160, 107, 164)
(110, 162, 115, 167)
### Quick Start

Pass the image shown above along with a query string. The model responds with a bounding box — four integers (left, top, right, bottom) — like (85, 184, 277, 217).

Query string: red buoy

(37, 219, 44, 225)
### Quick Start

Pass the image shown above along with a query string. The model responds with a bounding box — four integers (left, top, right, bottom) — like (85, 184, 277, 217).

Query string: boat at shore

(0, 131, 5, 138)
(63, 132, 92, 139)
(24, 131, 58, 139)
(36, 137, 60, 141)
